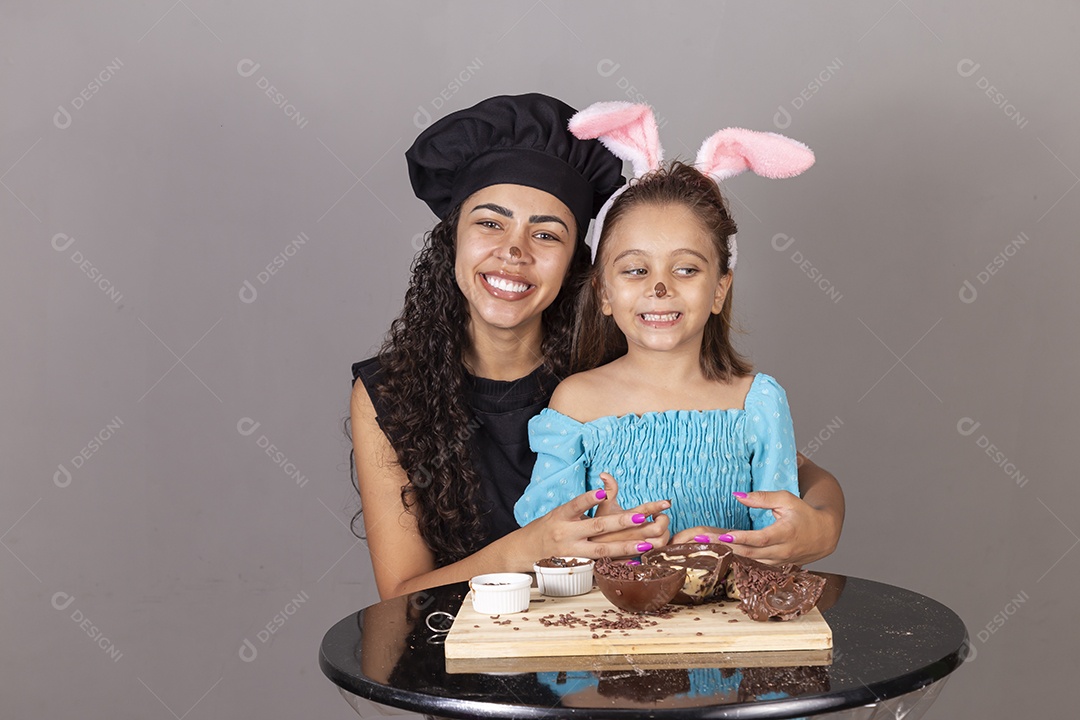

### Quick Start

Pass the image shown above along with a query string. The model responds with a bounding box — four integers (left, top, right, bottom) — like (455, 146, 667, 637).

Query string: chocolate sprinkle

(727, 556, 825, 621)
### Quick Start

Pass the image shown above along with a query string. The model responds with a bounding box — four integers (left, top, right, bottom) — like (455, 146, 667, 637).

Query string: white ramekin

(532, 557, 595, 597)
(469, 573, 532, 614)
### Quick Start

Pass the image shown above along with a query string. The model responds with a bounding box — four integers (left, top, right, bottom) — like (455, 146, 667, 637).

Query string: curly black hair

(350, 205, 590, 566)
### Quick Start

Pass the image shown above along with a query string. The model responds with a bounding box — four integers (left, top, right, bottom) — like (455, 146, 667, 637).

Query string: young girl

(514, 102, 815, 539)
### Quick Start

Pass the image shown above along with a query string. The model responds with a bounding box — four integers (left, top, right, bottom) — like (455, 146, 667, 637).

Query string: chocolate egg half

(641, 543, 733, 604)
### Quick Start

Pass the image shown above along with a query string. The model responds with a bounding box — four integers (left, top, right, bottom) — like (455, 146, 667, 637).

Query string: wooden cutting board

(444, 587, 831, 661)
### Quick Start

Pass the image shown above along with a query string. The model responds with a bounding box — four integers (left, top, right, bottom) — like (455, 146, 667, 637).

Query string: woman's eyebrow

(469, 204, 569, 232)
(470, 202, 513, 217)
(529, 214, 569, 232)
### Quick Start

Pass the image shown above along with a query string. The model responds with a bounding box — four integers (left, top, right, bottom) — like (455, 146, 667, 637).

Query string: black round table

(319, 574, 968, 719)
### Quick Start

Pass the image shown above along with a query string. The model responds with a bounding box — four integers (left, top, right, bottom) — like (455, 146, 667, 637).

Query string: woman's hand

(587, 472, 670, 549)
(591, 504, 671, 548)
(722, 490, 841, 565)
(511, 488, 671, 567)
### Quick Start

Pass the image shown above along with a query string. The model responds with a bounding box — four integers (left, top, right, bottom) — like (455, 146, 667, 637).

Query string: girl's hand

(723, 490, 841, 566)
(590, 472, 670, 550)
(593, 472, 624, 517)
(513, 489, 670, 567)
(671, 526, 734, 546)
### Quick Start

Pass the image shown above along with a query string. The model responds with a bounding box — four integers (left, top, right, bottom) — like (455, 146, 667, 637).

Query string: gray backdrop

(3, 1, 1077, 717)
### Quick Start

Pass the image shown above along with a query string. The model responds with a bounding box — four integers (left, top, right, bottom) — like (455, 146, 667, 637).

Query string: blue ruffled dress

(513, 373, 798, 534)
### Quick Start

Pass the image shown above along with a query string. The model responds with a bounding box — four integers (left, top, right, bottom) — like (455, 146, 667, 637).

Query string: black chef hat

(406, 93, 625, 240)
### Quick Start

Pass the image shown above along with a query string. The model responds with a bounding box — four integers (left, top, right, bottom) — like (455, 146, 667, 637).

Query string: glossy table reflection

(319, 574, 967, 719)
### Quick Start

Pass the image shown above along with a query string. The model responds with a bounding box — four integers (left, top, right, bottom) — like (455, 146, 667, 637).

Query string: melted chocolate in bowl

(641, 543, 733, 604)
(594, 559, 686, 614)
(535, 556, 591, 568)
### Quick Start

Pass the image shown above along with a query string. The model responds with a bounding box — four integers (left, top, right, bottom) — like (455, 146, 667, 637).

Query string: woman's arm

(352, 383, 670, 599)
(671, 454, 844, 565)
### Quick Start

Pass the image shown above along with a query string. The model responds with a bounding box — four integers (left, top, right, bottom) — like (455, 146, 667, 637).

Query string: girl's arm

(351, 383, 669, 599)
(671, 454, 844, 565)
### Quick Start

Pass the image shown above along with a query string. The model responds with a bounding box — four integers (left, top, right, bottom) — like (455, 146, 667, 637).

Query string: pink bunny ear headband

(568, 101, 815, 267)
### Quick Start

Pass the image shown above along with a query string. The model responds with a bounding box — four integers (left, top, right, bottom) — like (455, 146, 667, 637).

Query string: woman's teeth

(641, 312, 680, 322)
(485, 275, 531, 293)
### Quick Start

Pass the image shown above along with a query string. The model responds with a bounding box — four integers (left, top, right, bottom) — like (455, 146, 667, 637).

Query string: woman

(351, 94, 844, 600)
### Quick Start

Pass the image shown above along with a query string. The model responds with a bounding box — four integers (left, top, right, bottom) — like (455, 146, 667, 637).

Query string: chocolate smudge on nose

(654, 282, 666, 297)
(509, 246, 521, 259)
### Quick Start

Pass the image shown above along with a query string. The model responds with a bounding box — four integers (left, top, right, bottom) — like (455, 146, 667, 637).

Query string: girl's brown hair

(573, 161, 752, 382)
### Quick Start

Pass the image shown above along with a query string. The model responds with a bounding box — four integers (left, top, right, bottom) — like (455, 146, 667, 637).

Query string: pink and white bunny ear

(695, 128, 814, 182)
(569, 101, 663, 178)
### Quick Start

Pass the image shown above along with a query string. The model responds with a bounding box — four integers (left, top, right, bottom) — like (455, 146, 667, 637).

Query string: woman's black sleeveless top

(352, 357, 559, 552)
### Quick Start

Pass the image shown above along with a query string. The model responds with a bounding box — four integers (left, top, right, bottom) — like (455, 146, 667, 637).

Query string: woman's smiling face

(454, 184, 578, 336)
(599, 202, 731, 354)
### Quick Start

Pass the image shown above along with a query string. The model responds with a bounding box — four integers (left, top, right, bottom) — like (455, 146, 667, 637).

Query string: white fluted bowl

(533, 557, 595, 597)
(469, 573, 531, 615)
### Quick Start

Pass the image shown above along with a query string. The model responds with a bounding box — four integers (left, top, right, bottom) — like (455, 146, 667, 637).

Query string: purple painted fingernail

(636, 542, 653, 553)
(732, 491, 748, 499)
(693, 534, 710, 543)
(717, 534, 735, 543)
(631, 513, 646, 524)
(595, 489, 607, 500)
(627, 560, 641, 566)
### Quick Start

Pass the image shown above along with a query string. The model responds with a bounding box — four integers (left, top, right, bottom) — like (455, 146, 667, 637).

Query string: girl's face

(454, 184, 578, 335)
(599, 202, 731, 355)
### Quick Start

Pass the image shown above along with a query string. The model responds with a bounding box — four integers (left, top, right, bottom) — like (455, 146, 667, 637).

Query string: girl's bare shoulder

(548, 364, 625, 421)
